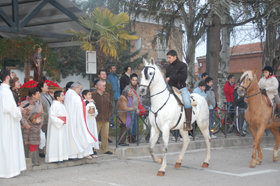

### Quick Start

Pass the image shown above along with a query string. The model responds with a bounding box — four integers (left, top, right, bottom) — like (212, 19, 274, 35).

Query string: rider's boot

(184, 108, 193, 131)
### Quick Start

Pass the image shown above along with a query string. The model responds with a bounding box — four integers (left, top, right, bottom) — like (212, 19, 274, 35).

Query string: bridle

(139, 66, 168, 98)
(238, 74, 261, 98)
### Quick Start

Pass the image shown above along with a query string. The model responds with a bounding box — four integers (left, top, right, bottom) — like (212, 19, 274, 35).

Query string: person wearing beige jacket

(117, 89, 137, 146)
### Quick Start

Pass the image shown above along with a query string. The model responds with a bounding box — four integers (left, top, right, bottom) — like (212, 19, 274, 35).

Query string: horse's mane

(240, 70, 257, 81)
(154, 64, 165, 78)
(145, 61, 166, 78)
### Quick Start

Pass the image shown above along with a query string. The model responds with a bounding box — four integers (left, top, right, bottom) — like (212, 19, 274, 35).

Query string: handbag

(131, 88, 146, 116)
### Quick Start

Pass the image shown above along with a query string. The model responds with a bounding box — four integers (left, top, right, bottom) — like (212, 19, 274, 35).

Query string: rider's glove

(260, 89, 267, 96)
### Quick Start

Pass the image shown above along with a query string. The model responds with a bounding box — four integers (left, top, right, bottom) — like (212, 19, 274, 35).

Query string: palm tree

(71, 7, 139, 68)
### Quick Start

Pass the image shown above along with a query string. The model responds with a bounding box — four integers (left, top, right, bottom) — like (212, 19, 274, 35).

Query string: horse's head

(139, 58, 157, 96)
(237, 70, 256, 97)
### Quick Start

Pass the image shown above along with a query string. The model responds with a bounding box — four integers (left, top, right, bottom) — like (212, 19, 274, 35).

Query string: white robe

(0, 83, 26, 178)
(64, 89, 94, 158)
(85, 101, 99, 149)
(45, 101, 69, 162)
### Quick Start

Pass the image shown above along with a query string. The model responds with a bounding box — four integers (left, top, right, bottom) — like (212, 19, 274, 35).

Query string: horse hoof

(249, 164, 256, 168)
(175, 162, 181, 168)
(273, 156, 278, 162)
(202, 162, 209, 168)
(250, 159, 257, 168)
(256, 159, 262, 165)
(157, 171, 165, 176)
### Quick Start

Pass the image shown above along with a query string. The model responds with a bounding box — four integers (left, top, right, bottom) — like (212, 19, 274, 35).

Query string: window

(156, 32, 169, 62)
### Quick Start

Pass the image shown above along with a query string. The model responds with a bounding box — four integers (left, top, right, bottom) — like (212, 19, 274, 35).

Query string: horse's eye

(149, 72, 153, 75)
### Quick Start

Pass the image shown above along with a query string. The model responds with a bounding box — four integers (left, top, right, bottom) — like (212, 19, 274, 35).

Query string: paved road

(1, 145, 279, 186)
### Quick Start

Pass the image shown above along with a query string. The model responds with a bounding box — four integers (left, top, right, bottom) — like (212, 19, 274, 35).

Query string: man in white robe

(0, 69, 26, 178)
(46, 91, 69, 162)
(64, 82, 96, 159)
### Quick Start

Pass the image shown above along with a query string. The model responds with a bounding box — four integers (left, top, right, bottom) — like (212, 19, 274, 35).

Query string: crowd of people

(192, 65, 280, 138)
(0, 63, 144, 178)
(1, 49, 279, 179)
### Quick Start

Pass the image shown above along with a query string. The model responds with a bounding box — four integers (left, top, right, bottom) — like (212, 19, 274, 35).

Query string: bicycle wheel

(211, 112, 221, 134)
(225, 112, 235, 133)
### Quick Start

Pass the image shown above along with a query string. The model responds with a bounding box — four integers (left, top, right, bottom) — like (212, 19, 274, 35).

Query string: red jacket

(223, 81, 235, 102)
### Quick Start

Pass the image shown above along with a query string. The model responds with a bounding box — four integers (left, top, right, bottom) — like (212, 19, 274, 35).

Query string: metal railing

(114, 109, 150, 148)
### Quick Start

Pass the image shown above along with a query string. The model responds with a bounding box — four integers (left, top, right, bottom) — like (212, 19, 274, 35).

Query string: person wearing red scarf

(258, 66, 280, 117)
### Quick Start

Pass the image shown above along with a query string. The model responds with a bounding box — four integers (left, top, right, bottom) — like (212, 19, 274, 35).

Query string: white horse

(139, 59, 211, 176)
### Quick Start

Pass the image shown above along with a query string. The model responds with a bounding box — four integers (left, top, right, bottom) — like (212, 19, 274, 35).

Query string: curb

(114, 136, 275, 159)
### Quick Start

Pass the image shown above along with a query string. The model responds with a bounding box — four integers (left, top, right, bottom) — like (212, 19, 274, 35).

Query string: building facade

(130, 14, 183, 63)
(197, 42, 264, 80)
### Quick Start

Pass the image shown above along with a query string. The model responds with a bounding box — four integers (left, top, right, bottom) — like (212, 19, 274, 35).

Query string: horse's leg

(174, 128, 190, 169)
(250, 125, 266, 168)
(248, 124, 257, 168)
(149, 126, 161, 164)
(199, 120, 211, 168)
(256, 144, 263, 165)
(269, 127, 280, 162)
(157, 128, 170, 176)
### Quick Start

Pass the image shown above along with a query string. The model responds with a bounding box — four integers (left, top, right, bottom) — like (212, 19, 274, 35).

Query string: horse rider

(258, 65, 280, 118)
(166, 50, 192, 131)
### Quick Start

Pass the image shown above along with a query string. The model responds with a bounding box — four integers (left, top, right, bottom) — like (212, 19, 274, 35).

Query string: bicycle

(210, 104, 235, 137)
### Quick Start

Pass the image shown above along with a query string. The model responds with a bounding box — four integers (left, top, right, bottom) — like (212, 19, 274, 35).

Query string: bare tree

(120, 0, 208, 86)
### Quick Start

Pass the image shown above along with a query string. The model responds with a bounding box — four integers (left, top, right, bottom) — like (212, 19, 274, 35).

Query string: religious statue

(33, 47, 46, 82)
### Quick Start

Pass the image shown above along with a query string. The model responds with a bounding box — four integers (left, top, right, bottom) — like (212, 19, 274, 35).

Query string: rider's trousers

(180, 87, 191, 109)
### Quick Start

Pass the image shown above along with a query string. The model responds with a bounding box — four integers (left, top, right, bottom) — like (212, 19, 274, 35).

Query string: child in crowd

(193, 81, 207, 98)
(46, 91, 69, 163)
(205, 77, 216, 139)
(24, 112, 41, 166)
(82, 90, 99, 158)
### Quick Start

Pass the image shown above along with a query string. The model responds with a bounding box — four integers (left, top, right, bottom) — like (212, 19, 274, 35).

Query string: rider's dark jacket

(166, 58, 188, 89)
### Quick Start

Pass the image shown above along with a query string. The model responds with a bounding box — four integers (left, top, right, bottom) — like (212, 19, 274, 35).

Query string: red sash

(29, 144, 38, 152)
(80, 96, 97, 142)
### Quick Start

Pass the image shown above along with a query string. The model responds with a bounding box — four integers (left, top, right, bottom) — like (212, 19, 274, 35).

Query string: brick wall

(197, 43, 264, 80)
(197, 53, 263, 80)
(131, 21, 183, 62)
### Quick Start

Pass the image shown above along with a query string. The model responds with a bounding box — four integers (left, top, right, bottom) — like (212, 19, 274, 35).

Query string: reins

(246, 91, 261, 99)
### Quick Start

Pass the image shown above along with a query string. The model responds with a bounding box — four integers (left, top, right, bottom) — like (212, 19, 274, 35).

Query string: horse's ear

(150, 57, 155, 65)
(143, 58, 148, 66)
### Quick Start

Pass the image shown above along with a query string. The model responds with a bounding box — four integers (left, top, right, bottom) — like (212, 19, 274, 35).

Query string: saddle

(260, 91, 280, 122)
(261, 90, 272, 107)
(171, 87, 197, 106)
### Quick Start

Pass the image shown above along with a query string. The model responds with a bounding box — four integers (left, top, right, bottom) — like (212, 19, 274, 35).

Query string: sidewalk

(24, 132, 275, 173)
